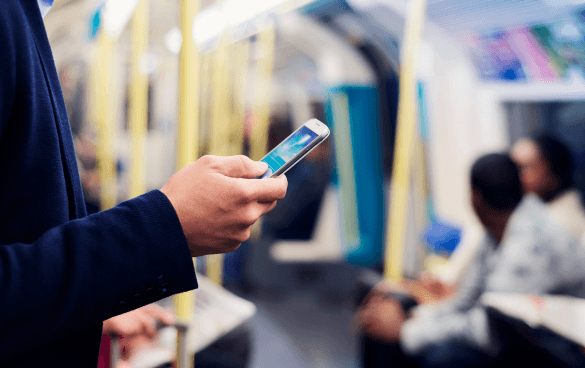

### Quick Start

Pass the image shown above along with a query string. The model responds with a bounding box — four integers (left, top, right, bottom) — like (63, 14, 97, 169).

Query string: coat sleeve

(0, 190, 198, 360)
(400, 239, 490, 354)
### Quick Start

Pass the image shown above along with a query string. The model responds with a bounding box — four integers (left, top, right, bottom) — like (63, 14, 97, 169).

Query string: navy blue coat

(0, 1, 198, 366)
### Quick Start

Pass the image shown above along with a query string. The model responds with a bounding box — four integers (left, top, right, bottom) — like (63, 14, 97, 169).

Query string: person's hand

(355, 296, 406, 343)
(359, 278, 413, 308)
(103, 304, 175, 339)
(104, 305, 175, 366)
(117, 333, 153, 366)
(161, 155, 288, 256)
(416, 273, 456, 303)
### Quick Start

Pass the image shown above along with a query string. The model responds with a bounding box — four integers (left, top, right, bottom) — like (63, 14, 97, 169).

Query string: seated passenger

(357, 153, 585, 367)
(391, 133, 585, 304)
(512, 133, 585, 243)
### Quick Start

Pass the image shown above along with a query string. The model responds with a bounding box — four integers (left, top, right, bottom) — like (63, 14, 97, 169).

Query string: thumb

(212, 155, 268, 179)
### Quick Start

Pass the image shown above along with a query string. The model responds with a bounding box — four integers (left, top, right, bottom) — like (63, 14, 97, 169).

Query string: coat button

(158, 283, 170, 298)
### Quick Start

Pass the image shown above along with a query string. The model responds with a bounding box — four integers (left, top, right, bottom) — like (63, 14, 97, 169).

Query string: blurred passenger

(357, 153, 585, 368)
(512, 133, 585, 243)
(379, 133, 585, 308)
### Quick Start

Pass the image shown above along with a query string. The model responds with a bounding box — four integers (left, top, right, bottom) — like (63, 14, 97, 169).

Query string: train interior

(42, 0, 585, 366)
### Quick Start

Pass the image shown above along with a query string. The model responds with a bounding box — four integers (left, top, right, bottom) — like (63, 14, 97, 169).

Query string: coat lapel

(20, 0, 86, 220)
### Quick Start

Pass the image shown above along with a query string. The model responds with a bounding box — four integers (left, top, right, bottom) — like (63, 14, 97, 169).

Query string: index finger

(241, 175, 288, 202)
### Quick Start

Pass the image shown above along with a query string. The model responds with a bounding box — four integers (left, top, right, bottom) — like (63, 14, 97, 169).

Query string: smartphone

(259, 119, 330, 179)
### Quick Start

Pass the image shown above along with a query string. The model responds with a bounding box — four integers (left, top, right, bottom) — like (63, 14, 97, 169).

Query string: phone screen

(260, 126, 320, 178)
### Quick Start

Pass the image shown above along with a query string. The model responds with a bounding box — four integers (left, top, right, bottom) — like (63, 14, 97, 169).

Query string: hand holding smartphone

(258, 119, 330, 179)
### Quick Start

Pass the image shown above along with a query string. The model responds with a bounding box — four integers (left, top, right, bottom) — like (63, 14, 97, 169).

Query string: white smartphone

(259, 118, 330, 179)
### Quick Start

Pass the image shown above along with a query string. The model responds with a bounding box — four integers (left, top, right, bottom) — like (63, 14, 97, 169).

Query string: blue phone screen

(260, 126, 319, 178)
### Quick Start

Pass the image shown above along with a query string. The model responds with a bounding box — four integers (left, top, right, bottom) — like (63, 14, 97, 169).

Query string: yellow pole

(97, 32, 118, 211)
(177, 0, 200, 170)
(175, 0, 199, 367)
(384, 0, 428, 281)
(199, 51, 213, 157)
(231, 41, 249, 156)
(207, 30, 232, 285)
(129, 0, 149, 199)
(249, 25, 275, 239)
(207, 39, 249, 284)
(209, 32, 232, 156)
(249, 24, 275, 161)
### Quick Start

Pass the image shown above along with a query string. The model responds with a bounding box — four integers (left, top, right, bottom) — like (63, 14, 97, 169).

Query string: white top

(547, 189, 585, 245)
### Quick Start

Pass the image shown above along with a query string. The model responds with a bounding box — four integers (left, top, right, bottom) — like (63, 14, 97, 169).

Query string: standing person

(0, 1, 287, 366)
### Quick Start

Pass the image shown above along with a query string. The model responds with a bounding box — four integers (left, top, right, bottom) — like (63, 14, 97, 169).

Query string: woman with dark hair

(512, 133, 585, 244)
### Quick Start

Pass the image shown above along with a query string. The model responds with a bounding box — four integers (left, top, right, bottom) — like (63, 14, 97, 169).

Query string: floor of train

(242, 286, 360, 368)
(228, 262, 362, 368)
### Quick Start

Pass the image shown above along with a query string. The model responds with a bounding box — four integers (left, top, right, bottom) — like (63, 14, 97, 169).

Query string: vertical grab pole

(384, 0, 428, 281)
(177, 1, 200, 169)
(207, 39, 249, 285)
(231, 41, 249, 156)
(129, 0, 149, 199)
(97, 31, 118, 211)
(106, 3, 149, 366)
(209, 32, 231, 157)
(97, 19, 120, 368)
(249, 24, 275, 239)
(249, 24, 275, 162)
(207, 29, 232, 285)
(199, 51, 213, 156)
(175, 0, 199, 367)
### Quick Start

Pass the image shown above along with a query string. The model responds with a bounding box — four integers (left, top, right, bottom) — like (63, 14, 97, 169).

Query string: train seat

(270, 184, 343, 263)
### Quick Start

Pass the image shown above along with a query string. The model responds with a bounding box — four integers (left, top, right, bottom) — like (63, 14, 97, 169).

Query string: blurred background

(43, 0, 585, 367)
